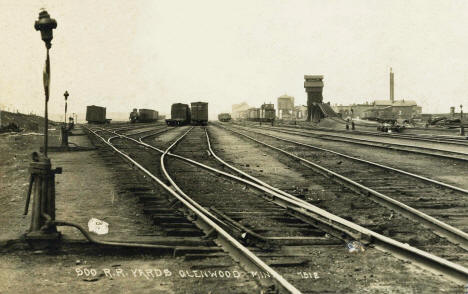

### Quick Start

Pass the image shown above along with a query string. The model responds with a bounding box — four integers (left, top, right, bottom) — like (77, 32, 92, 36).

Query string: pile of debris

(428, 117, 463, 128)
(0, 122, 23, 134)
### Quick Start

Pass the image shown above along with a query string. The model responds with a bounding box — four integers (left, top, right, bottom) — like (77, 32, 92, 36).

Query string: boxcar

(166, 103, 191, 126)
(191, 102, 208, 125)
(247, 108, 260, 121)
(138, 109, 159, 122)
(260, 103, 275, 123)
(86, 105, 109, 124)
(218, 113, 232, 122)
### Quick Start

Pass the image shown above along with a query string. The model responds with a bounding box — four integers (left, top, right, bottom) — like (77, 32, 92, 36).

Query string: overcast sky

(0, 0, 467, 120)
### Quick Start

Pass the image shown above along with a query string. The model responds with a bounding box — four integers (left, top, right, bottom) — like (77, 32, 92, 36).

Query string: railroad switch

(23, 152, 62, 248)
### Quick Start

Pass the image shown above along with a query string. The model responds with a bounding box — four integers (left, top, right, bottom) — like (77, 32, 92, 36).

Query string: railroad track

(211, 124, 468, 280)
(272, 122, 468, 146)
(217, 123, 468, 241)
(326, 117, 467, 136)
(85, 124, 468, 292)
(165, 127, 345, 293)
(86, 124, 301, 293)
(237, 123, 468, 162)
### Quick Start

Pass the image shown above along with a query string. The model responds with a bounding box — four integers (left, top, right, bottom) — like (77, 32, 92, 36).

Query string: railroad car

(129, 108, 138, 123)
(129, 108, 158, 123)
(138, 109, 159, 122)
(260, 103, 275, 123)
(218, 113, 232, 122)
(191, 102, 208, 125)
(86, 105, 111, 124)
(166, 103, 191, 126)
(247, 108, 260, 121)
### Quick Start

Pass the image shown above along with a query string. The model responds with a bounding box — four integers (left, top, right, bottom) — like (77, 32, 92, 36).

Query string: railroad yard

(2, 3, 468, 293)
(1, 119, 467, 293)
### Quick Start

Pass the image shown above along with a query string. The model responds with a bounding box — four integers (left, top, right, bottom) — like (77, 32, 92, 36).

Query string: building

(333, 99, 422, 120)
(277, 94, 295, 119)
(232, 102, 250, 119)
(332, 69, 422, 121)
(374, 99, 422, 118)
(332, 102, 373, 119)
(294, 105, 308, 120)
(304, 75, 324, 121)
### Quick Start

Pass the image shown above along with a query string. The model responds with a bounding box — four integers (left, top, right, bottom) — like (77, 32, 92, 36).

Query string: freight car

(86, 105, 111, 124)
(247, 108, 260, 121)
(166, 103, 191, 126)
(218, 113, 232, 122)
(191, 102, 208, 125)
(138, 109, 159, 122)
(129, 108, 158, 123)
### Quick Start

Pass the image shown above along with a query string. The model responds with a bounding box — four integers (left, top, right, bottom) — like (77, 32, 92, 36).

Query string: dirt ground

(0, 127, 260, 294)
(206, 125, 464, 293)
(1, 124, 465, 293)
(246, 125, 468, 190)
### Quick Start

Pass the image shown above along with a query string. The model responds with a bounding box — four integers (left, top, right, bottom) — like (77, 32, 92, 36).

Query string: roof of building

(373, 99, 418, 106)
(304, 75, 324, 80)
(393, 100, 418, 106)
(232, 102, 250, 112)
(278, 94, 294, 99)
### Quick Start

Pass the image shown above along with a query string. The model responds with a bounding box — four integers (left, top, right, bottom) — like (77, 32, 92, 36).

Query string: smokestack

(390, 67, 394, 103)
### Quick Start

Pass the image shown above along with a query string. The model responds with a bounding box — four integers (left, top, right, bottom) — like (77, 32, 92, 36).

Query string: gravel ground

(244, 124, 468, 190)
(205, 125, 464, 293)
(0, 126, 260, 294)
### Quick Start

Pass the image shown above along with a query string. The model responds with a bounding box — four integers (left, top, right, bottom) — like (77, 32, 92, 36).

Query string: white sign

(88, 218, 109, 235)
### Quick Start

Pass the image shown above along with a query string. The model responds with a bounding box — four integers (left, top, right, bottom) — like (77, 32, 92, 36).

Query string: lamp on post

(34, 9, 57, 157)
(64, 91, 69, 124)
(24, 10, 61, 247)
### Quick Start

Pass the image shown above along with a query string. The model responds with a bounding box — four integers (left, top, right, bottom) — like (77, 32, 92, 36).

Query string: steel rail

(214, 124, 468, 283)
(87, 127, 301, 294)
(275, 123, 468, 145)
(100, 126, 468, 284)
(220, 124, 468, 244)
(139, 127, 468, 284)
(223, 124, 468, 195)
(122, 126, 172, 137)
(241, 123, 468, 162)
(327, 117, 467, 135)
(90, 124, 164, 135)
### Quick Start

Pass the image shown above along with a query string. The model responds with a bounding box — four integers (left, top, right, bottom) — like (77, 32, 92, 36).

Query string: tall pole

(27, 10, 61, 246)
(44, 48, 50, 157)
(461, 105, 464, 136)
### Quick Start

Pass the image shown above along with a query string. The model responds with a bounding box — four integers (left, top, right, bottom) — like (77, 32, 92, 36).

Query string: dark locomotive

(130, 108, 159, 123)
(260, 103, 275, 122)
(86, 105, 111, 124)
